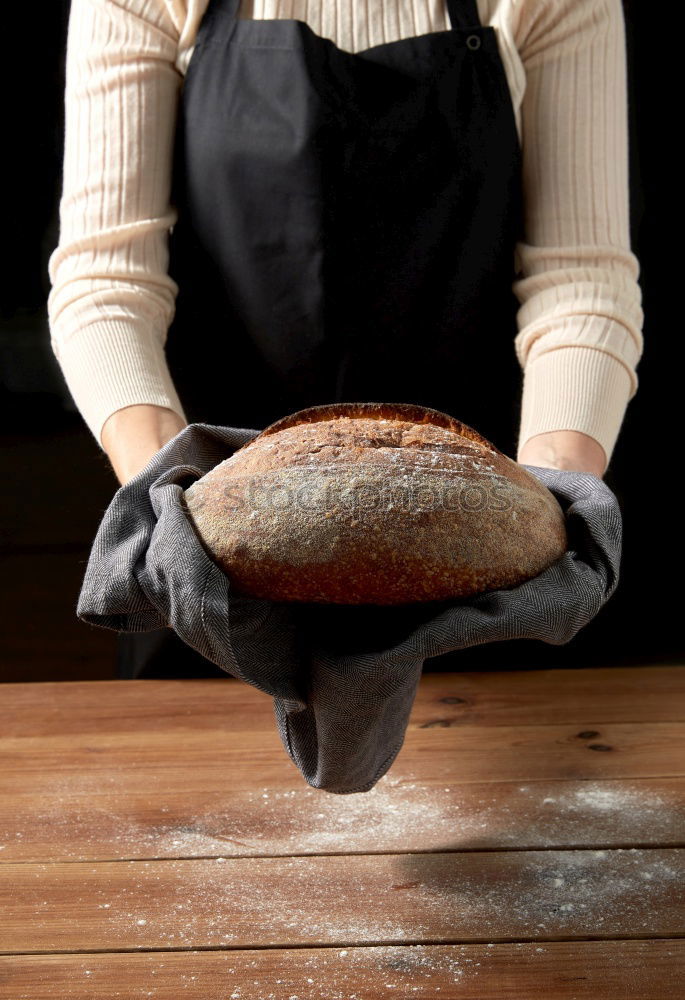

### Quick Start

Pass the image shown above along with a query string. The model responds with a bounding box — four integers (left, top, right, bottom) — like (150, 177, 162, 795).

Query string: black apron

(117, 0, 525, 679)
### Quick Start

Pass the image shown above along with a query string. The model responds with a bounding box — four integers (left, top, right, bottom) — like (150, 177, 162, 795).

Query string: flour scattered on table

(6, 778, 680, 860)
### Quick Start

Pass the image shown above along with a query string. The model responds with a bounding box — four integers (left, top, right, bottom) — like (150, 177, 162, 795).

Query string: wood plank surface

(0, 941, 682, 999)
(2, 849, 684, 953)
(2, 775, 684, 863)
(1, 667, 684, 862)
(0, 666, 683, 998)
(2, 666, 684, 735)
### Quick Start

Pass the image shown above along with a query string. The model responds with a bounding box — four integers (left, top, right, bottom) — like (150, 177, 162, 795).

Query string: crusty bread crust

(184, 402, 568, 604)
(246, 400, 501, 452)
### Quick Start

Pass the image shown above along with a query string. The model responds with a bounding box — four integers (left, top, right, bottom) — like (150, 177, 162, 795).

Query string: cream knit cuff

(51, 320, 188, 450)
(516, 345, 634, 468)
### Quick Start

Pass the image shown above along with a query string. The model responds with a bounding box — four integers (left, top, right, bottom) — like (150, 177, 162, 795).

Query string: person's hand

(517, 430, 607, 479)
(101, 404, 188, 486)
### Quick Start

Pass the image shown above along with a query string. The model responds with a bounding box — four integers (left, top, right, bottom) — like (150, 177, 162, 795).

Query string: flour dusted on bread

(183, 402, 568, 604)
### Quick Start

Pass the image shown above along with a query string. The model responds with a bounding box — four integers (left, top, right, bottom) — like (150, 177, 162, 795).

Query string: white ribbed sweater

(47, 0, 644, 465)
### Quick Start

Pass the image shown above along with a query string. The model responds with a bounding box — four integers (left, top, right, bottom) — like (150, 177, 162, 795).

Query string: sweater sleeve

(512, 0, 644, 468)
(47, 0, 190, 450)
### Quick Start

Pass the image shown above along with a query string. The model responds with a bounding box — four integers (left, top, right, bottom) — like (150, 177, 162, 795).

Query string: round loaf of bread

(183, 401, 568, 604)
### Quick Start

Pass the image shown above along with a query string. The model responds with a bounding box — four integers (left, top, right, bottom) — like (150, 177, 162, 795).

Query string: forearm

(101, 404, 188, 486)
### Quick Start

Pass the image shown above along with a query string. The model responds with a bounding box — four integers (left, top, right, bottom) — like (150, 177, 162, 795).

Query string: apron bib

(118, 0, 525, 681)
(165, 0, 524, 455)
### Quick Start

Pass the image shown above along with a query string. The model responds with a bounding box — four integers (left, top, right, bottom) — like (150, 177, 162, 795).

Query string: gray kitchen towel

(77, 422, 622, 795)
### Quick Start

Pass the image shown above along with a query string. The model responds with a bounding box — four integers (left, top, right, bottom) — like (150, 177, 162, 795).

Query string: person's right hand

(101, 404, 188, 486)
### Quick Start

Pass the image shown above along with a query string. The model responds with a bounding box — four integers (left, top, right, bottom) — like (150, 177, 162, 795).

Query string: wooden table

(1, 665, 683, 998)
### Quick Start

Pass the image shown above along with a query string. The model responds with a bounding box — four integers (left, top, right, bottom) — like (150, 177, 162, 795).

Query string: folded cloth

(77, 422, 622, 795)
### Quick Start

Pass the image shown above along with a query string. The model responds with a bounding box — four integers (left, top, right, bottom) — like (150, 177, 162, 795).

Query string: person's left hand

(517, 430, 607, 479)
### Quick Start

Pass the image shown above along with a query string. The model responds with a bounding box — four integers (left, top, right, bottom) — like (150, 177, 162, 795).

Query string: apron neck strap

(446, 0, 482, 31)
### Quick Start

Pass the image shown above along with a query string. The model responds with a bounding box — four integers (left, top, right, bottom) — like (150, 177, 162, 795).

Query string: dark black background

(0, 1, 677, 681)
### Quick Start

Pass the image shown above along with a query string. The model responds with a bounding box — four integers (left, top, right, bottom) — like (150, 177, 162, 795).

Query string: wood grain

(0, 941, 683, 999)
(0, 666, 683, 998)
(2, 850, 684, 953)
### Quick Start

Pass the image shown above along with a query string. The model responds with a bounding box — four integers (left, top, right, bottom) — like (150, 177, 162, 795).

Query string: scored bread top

(236, 401, 503, 456)
(226, 400, 545, 499)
